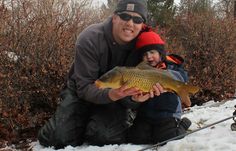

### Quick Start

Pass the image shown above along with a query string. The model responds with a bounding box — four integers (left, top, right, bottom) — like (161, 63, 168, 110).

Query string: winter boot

(180, 117, 192, 130)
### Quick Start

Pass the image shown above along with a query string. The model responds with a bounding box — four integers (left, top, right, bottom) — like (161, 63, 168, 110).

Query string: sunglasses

(116, 12, 144, 24)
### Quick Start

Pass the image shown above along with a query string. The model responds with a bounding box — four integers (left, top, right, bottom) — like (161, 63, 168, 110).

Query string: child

(126, 30, 191, 144)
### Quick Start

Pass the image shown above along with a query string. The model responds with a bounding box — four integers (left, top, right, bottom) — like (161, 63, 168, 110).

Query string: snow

(31, 99, 236, 151)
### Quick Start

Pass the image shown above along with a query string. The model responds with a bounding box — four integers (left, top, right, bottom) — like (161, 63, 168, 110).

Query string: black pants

(38, 85, 130, 149)
(126, 117, 188, 144)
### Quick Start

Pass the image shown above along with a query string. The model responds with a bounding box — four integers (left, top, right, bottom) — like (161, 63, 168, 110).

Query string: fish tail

(177, 90, 192, 108)
(176, 84, 200, 108)
(186, 85, 200, 94)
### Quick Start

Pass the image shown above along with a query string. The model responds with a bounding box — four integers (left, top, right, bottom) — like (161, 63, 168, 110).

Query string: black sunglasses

(116, 12, 144, 24)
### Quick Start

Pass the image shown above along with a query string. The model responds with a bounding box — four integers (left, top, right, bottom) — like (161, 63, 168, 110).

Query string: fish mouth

(95, 80, 102, 88)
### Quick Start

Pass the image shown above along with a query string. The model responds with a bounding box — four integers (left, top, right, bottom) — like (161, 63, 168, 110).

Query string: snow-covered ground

(31, 99, 236, 151)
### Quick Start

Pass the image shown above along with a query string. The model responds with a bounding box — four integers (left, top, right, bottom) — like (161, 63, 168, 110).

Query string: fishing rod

(138, 110, 236, 151)
(231, 105, 236, 131)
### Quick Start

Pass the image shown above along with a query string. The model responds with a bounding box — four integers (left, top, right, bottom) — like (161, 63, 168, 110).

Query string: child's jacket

(137, 54, 188, 123)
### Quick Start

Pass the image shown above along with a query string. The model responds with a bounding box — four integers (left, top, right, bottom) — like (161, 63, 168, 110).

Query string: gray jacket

(67, 17, 136, 104)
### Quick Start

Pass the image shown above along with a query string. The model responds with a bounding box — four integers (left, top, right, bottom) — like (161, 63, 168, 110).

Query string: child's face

(143, 50, 161, 67)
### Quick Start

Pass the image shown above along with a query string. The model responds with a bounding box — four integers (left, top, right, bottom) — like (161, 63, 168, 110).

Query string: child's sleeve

(166, 54, 189, 82)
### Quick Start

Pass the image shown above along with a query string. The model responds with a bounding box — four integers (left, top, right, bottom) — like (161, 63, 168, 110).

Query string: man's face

(112, 11, 144, 45)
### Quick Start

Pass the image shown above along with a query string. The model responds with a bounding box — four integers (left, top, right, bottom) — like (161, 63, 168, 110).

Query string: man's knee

(85, 104, 129, 146)
(37, 88, 92, 149)
(38, 114, 85, 149)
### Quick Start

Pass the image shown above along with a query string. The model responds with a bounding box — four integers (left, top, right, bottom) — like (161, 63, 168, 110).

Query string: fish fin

(151, 68, 174, 79)
(121, 80, 129, 86)
(160, 69, 174, 78)
(136, 61, 155, 70)
(136, 62, 173, 79)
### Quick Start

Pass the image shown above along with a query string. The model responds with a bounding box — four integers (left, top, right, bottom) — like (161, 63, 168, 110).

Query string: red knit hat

(136, 31, 166, 57)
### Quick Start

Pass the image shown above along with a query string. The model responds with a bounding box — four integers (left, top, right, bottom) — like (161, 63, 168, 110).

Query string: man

(38, 0, 164, 149)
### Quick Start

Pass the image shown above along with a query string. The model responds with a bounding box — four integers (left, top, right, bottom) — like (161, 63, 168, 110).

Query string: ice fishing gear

(231, 105, 236, 131)
(138, 114, 236, 151)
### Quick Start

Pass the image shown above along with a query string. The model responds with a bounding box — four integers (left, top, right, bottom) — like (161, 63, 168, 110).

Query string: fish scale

(122, 69, 159, 91)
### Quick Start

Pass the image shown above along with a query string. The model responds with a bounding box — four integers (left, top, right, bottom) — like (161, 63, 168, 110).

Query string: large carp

(95, 62, 199, 107)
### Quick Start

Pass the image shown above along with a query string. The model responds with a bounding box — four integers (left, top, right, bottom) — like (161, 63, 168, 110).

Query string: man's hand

(108, 84, 141, 101)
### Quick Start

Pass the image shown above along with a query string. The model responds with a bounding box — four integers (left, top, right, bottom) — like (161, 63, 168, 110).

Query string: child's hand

(149, 83, 164, 97)
(131, 83, 165, 102)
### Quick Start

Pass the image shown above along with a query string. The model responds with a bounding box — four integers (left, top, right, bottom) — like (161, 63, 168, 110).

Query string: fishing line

(138, 114, 236, 151)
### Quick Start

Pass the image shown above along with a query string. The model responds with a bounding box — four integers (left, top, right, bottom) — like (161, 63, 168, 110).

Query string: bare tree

(215, 0, 234, 18)
(234, 0, 236, 19)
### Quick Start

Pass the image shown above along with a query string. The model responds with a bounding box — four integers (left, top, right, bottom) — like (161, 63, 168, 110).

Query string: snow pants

(37, 81, 131, 149)
(126, 117, 191, 144)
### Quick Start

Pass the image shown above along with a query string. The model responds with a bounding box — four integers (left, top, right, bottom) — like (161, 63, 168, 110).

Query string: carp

(95, 62, 199, 107)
